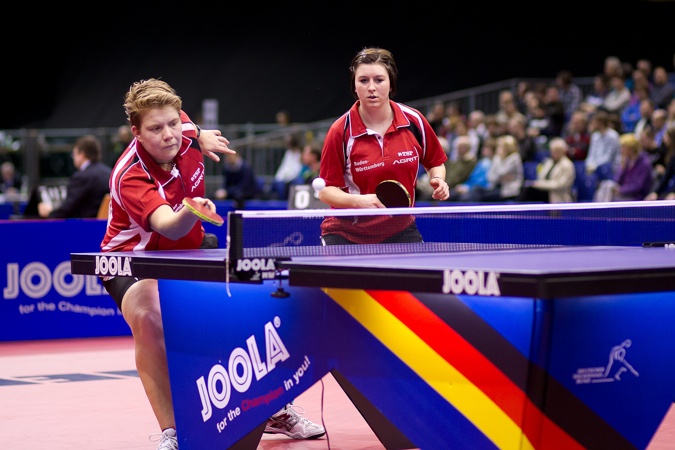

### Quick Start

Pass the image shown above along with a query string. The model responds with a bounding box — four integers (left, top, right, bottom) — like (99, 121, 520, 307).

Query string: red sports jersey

(319, 100, 447, 243)
(101, 111, 207, 252)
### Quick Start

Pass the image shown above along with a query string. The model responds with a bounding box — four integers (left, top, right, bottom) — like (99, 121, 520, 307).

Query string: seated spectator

(37, 135, 112, 218)
(495, 89, 527, 129)
(640, 125, 665, 187)
(0, 161, 23, 194)
(652, 108, 669, 146)
(601, 75, 631, 116)
(517, 138, 575, 203)
(464, 134, 523, 202)
(214, 152, 258, 209)
(650, 66, 675, 110)
(621, 85, 651, 134)
(645, 125, 675, 200)
(563, 110, 591, 160)
(555, 70, 582, 123)
(449, 137, 496, 201)
(291, 142, 322, 185)
(444, 135, 477, 190)
(593, 133, 653, 202)
(508, 115, 538, 162)
(273, 133, 304, 199)
(585, 110, 621, 180)
(448, 119, 480, 161)
(580, 74, 610, 114)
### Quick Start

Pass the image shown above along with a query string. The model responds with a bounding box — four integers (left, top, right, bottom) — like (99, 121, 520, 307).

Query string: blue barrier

(0, 219, 130, 341)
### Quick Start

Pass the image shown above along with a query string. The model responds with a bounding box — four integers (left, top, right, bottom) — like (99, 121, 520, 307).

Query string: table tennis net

(226, 201, 675, 259)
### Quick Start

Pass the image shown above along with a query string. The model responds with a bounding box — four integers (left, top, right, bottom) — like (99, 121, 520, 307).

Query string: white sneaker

(149, 427, 178, 450)
(264, 404, 326, 439)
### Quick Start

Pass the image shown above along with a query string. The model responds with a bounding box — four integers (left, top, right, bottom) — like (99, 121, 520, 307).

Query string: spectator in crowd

(645, 125, 675, 200)
(563, 110, 591, 160)
(630, 67, 651, 94)
(444, 135, 477, 190)
(214, 151, 258, 209)
(640, 124, 668, 193)
(37, 135, 112, 219)
(507, 115, 538, 162)
(449, 137, 496, 201)
(636, 58, 653, 84)
(555, 70, 582, 122)
(517, 137, 575, 203)
(273, 133, 304, 198)
(291, 141, 322, 185)
(632, 98, 655, 140)
(652, 108, 669, 146)
(514, 80, 532, 114)
(485, 113, 505, 140)
(448, 119, 479, 161)
(603, 56, 624, 80)
(465, 134, 523, 202)
(666, 98, 675, 129)
(594, 133, 653, 202)
(109, 124, 134, 166)
(495, 89, 527, 129)
(0, 161, 23, 194)
(581, 74, 610, 114)
(543, 85, 567, 138)
(621, 85, 652, 134)
(585, 110, 621, 180)
(275, 109, 292, 126)
(601, 75, 632, 115)
(466, 109, 488, 147)
(650, 66, 675, 110)
(426, 100, 446, 135)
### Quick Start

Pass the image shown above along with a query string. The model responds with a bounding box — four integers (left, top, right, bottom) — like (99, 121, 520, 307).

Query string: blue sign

(0, 219, 130, 341)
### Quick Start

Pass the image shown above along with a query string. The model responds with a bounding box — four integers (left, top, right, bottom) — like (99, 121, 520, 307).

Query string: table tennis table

(70, 242, 675, 450)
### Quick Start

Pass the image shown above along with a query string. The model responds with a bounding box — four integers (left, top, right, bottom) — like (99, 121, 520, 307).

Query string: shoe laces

(149, 428, 178, 450)
(281, 404, 322, 431)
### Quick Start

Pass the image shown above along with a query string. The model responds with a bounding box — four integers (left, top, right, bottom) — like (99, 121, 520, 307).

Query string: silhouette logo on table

(572, 339, 639, 384)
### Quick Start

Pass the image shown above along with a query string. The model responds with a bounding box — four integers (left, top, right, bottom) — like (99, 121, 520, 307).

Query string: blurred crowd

(416, 54, 675, 204)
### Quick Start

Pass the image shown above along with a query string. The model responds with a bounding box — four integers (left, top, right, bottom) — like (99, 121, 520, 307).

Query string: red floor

(0, 336, 673, 450)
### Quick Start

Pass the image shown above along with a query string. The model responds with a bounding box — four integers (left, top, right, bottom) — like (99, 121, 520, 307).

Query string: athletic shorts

(101, 233, 219, 310)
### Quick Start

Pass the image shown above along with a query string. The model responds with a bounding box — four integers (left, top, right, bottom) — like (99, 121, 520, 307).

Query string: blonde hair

(619, 133, 640, 154)
(123, 78, 182, 128)
(497, 134, 519, 155)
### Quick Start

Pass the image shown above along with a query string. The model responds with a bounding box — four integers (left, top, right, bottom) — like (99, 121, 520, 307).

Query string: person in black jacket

(214, 151, 258, 209)
(38, 135, 112, 218)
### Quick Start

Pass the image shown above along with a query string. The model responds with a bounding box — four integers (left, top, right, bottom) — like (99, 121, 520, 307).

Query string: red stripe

(366, 290, 583, 450)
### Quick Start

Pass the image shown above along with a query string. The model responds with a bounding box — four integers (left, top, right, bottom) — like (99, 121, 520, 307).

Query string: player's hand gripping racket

(376, 180, 411, 207)
(182, 197, 224, 226)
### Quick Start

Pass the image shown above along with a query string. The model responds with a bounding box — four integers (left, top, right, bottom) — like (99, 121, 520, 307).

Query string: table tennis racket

(182, 197, 224, 226)
(376, 180, 411, 208)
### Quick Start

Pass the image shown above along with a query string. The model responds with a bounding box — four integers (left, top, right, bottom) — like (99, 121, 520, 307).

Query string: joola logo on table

(94, 255, 133, 277)
(196, 318, 290, 428)
(442, 269, 500, 296)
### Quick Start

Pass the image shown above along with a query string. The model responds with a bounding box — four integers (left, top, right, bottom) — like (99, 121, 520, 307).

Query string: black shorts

(101, 233, 218, 310)
(102, 276, 141, 312)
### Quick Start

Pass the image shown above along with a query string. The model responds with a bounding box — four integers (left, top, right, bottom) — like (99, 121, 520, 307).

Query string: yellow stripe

(325, 288, 534, 450)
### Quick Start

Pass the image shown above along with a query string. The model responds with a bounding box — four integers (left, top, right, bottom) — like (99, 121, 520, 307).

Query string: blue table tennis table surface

(71, 244, 675, 299)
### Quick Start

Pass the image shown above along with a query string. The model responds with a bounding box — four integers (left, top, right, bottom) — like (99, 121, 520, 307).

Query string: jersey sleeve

(319, 116, 349, 189)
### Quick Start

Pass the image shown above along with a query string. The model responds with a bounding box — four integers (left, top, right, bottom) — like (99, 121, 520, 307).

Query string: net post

(227, 211, 245, 260)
